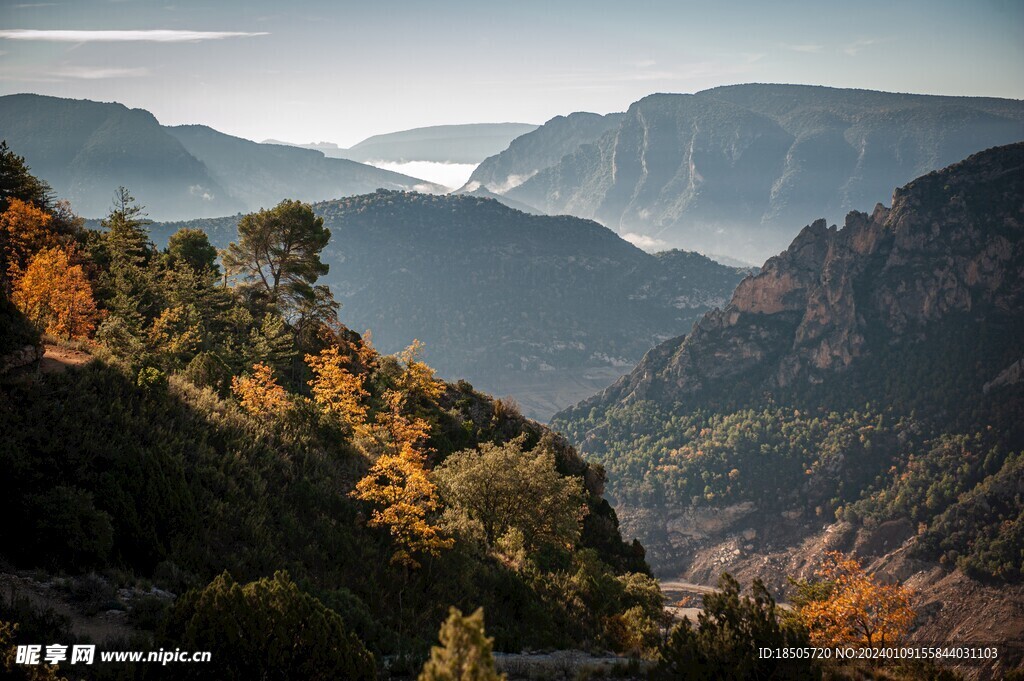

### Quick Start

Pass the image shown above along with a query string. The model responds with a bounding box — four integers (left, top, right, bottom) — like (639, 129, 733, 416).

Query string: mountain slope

(153, 192, 746, 420)
(551, 143, 1024, 672)
(0, 93, 240, 218)
(166, 125, 444, 209)
(463, 111, 624, 195)
(477, 85, 1024, 261)
(340, 122, 538, 164)
(0, 94, 442, 220)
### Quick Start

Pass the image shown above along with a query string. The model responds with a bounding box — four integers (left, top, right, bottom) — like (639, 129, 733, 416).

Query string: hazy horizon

(2, 0, 1021, 147)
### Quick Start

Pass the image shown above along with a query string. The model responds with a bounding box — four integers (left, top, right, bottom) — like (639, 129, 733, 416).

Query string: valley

(1, 8, 1022, 673)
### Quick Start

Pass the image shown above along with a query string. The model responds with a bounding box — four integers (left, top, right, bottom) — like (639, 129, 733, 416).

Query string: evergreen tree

(419, 607, 505, 681)
(223, 199, 330, 319)
(0, 140, 52, 212)
(103, 187, 152, 268)
(652, 573, 818, 681)
(163, 571, 375, 681)
(167, 227, 219, 274)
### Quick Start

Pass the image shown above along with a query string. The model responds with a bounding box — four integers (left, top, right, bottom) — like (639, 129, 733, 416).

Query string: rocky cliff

(564, 142, 1023, 414)
(475, 85, 1024, 262)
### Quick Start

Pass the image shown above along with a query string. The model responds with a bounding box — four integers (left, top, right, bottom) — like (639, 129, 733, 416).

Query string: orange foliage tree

(0, 198, 59, 293)
(352, 345, 452, 568)
(231, 362, 290, 417)
(394, 339, 445, 402)
(12, 246, 98, 340)
(306, 344, 369, 430)
(797, 551, 915, 648)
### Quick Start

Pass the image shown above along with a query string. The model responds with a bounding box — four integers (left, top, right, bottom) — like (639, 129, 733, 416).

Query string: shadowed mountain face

(152, 192, 746, 420)
(461, 112, 624, 196)
(472, 85, 1024, 262)
(552, 144, 1024, 592)
(0, 94, 443, 220)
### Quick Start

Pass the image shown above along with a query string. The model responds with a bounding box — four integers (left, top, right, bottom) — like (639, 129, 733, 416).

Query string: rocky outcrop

(984, 357, 1024, 393)
(561, 143, 1024, 415)
(0, 344, 42, 375)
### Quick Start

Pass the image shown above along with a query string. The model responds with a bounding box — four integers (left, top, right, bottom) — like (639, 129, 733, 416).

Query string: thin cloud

(50, 66, 150, 79)
(0, 29, 268, 43)
(622, 232, 668, 251)
(843, 38, 876, 56)
(782, 43, 823, 53)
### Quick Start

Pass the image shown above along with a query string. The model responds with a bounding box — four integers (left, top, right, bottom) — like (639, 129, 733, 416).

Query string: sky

(1, 0, 1022, 147)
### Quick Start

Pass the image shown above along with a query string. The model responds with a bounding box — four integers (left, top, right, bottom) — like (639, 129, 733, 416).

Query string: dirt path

(660, 578, 793, 620)
(39, 343, 93, 373)
(1, 573, 133, 644)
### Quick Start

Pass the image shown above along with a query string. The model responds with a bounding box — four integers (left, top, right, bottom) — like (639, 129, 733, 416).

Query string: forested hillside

(0, 143, 665, 679)
(554, 142, 1024, 590)
(152, 192, 746, 419)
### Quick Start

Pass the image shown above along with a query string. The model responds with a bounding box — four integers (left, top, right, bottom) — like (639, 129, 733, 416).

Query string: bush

(652, 573, 818, 681)
(162, 571, 375, 681)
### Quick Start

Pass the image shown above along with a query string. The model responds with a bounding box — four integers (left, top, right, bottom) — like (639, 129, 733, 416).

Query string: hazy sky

(1, 0, 1022, 146)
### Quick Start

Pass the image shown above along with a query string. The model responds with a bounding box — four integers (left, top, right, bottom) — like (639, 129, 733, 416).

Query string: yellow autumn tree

(353, 389, 452, 567)
(0, 198, 59, 292)
(395, 339, 445, 402)
(12, 246, 98, 340)
(306, 344, 368, 430)
(797, 551, 915, 649)
(149, 304, 204, 366)
(231, 362, 290, 417)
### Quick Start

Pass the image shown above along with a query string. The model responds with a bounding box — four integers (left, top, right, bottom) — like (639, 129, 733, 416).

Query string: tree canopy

(223, 199, 330, 316)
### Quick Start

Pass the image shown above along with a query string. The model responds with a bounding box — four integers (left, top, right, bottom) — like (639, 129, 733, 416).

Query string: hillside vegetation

(151, 191, 746, 419)
(0, 146, 664, 679)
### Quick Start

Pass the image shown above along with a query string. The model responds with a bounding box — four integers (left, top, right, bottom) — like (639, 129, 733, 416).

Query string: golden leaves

(306, 344, 368, 429)
(231, 362, 290, 417)
(12, 246, 98, 340)
(798, 551, 915, 649)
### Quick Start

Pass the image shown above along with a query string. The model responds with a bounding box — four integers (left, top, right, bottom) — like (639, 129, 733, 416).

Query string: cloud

(0, 29, 268, 42)
(50, 66, 150, 79)
(621, 232, 668, 251)
(781, 43, 823, 53)
(843, 38, 876, 56)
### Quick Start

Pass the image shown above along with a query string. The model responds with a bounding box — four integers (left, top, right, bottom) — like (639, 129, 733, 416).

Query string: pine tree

(419, 607, 505, 681)
(223, 199, 330, 318)
(0, 140, 52, 212)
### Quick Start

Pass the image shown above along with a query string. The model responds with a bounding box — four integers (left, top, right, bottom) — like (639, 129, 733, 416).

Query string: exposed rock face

(984, 357, 1024, 393)
(476, 85, 1024, 262)
(564, 143, 1024, 413)
(0, 344, 42, 375)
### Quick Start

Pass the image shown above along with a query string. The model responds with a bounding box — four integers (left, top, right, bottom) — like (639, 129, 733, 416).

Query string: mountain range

(471, 84, 1024, 262)
(0, 94, 444, 220)
(551, 143, 1024, 673)
(152, 192, 746, 419)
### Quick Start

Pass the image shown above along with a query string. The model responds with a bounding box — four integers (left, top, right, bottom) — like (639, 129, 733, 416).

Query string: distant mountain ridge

(471, 84, 1024, 262)
(152, 191, 746, 419)
(0, 94, 444, 220)
(267, 122, 539, 164)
